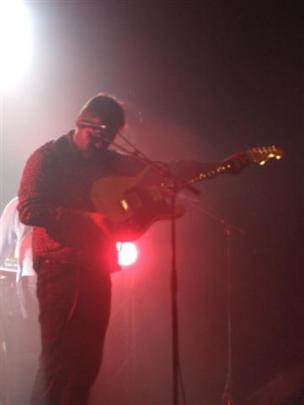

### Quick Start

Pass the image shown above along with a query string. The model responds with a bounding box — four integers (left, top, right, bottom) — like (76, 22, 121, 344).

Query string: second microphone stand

(181, 195, 246, 405)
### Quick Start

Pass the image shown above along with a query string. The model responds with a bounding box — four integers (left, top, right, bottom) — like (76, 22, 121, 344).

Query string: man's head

(73, 93, 125, 157)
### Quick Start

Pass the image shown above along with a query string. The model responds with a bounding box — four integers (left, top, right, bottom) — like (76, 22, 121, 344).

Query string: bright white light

(0, 0, 33, 92)
(116, 242, 138, 267)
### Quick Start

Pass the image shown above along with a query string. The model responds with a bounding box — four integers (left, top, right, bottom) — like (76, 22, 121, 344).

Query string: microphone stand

(111, 132, 200, 405)
(170, 193, 181, 405)
(180, 195, 246, 405)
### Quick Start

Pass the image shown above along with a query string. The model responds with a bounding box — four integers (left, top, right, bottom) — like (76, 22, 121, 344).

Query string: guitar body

(91, 166, 186, 241)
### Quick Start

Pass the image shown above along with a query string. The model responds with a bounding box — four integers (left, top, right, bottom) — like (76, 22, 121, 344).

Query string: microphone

(78, 120, 108, 131)
(78, 120, 116, 146)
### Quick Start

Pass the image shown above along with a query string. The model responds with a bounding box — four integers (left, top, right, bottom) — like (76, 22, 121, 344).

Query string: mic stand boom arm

(114, 130, 201, 197)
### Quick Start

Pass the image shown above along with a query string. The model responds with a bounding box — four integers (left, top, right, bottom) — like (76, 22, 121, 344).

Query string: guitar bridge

(120, 192, 145, 213)
(120, 199, 130, 212)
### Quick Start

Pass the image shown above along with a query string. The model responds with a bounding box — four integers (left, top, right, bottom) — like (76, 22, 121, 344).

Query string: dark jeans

(31, 259, 112, 405)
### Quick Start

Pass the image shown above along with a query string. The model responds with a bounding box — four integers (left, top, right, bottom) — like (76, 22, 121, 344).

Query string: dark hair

(77, 93, 125, 129)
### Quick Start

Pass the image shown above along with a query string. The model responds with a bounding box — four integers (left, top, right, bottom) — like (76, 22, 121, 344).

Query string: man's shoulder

(30, 139, 55, 157)
(29, 133, 72, 160)
(3, 197, 18, 212)
(0, 197, 18, 224)
(22, 135, 72, 176)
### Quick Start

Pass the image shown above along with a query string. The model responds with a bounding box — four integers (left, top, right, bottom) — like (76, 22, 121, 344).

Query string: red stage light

(116, 242, 138, 267)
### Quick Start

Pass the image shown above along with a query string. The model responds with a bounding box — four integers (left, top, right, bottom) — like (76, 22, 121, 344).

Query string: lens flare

(116, 242, 138, 267)
(0, 0, 33, 92)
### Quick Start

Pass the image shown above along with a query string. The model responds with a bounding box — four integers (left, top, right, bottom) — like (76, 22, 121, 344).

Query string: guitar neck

(188, 145, 283, 185)
(188, 160, 237, 185)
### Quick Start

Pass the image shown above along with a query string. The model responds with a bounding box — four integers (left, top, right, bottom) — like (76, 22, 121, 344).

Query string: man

(0, 197, 37, 320)
(0, 197, 34, 280)
(0, 197, 39, 403)
(18, 93, 249, 405)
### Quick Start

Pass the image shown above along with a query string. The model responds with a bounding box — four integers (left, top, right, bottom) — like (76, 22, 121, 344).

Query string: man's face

(74, 116, 120, 157)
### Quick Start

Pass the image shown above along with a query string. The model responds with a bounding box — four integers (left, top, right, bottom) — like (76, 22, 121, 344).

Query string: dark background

(0, 1, 303, 404)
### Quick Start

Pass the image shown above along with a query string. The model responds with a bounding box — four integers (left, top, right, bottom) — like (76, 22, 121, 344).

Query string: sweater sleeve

(17, 142, 64, 227)
(168, 154, 250, 185)
(17, 143, 107, 246)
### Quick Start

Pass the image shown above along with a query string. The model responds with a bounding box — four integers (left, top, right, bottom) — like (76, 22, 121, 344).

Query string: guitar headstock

(247, 145, 284, 166)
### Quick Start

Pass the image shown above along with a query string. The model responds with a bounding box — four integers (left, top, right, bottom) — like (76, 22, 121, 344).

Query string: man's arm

(18, 144, 111, 242)
(169, 152, 251, 183)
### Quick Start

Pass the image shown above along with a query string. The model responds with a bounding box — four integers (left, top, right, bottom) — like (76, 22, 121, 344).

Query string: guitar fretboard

(189, 161, 234, 184)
